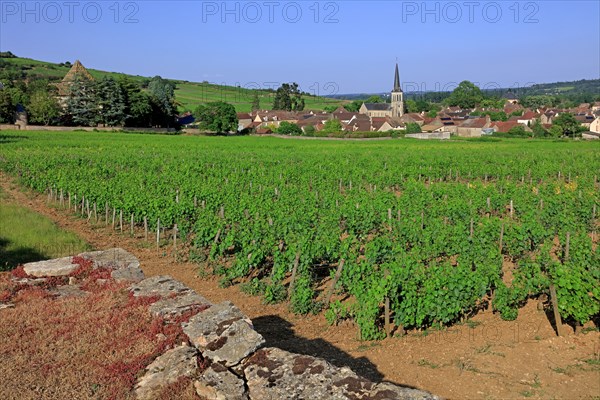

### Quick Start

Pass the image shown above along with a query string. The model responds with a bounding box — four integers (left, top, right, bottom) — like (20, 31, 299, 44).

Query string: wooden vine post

(550, 232, 569, 337)
(384, 296, 391, 338)
(287, 252, 301, 300)
(383, 269, 392, 338)
(324, 259, 345, 306)
(549, 283, 565, 337)
(173, 224, 178, 254)
(144, 216, 148, 241)
(156, 218, 161, 252)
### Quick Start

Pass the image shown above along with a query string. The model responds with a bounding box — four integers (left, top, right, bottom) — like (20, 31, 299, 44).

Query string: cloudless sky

(1, 0, 599, 94)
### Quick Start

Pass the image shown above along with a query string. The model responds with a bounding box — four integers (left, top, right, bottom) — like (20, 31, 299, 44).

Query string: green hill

(329, 79, 600, 104)
(0, 54, 346, 113)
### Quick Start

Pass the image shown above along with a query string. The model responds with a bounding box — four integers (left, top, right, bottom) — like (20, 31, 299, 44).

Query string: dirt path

(1, 173, 598, 400)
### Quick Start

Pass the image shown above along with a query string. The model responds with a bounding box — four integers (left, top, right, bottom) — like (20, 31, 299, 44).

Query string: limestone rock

(183, 301, 265, 367)
(11, 277, 47, 286)
(0, 303, 15, 311)
(78, 248, 140, 270)
(241, 347, 439, 400)
(194, 363, 248, 400)
(371, 382, 441, 400)
(111, 266, 145, 283)
(129, 275, 193, 298)
(23, 257, 79, 277)
(135, 344, 199, 400)
(50, 285, 87, 298)
(149, 291, 211, 319)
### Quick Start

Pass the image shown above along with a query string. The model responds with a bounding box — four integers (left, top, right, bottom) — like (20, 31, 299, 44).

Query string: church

(359, 64, 404, 118)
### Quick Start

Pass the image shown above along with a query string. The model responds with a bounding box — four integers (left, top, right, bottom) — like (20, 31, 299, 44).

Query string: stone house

(55, 60, 95, 106)
(575, 114, 596, 129)
(589, 116, 600, 133)
(253, 111, 298, 128)
(376, 117, 405, 132)
(455, 116, 491, 137)
(517, 110, 539, 126)
(491, 120, 532, 133)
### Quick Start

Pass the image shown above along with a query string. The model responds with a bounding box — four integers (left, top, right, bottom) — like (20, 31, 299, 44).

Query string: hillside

(329, 79, 600, 103)
(0, 55, 346, 113)
(508, 79, 600, 97)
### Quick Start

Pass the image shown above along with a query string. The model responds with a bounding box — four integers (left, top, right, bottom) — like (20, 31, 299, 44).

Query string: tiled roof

(363, 103, 391, 111)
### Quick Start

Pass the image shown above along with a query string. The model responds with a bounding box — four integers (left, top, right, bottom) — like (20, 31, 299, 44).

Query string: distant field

(2, 57, 347, 113)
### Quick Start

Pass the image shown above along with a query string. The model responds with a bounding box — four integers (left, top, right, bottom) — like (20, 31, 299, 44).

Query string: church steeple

(393, 63, 402, 93)
(391, 63, 404, 117)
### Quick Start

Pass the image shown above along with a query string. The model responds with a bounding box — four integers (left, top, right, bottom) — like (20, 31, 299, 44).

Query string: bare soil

(1, 173, 598, 400)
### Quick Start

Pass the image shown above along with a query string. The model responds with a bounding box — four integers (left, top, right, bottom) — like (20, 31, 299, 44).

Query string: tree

(480, 98, 505, 109)
(96, 77, 126, 126)
(277, 121, 302, 136)
(405, 99, 418, 113)
(405, 122, 422, 134)
(303, 125, 316, 135)
(366, 95, 385, 103)
(520, 95, 557, 109)
(507, 125, 528, 136)
(411, 99, 433, 112)
(118, 77, 152, 127)
(530, 119, 548, 138)
(251, 92, 260, 112)
(0, 80, 27, 123)
(64, 77, 97, 126)
(445, 81, 484, 109)
(552, 113, 584, 137)
(194, 101, 238, 133)
(0, 88, 18, 123)
(321, 119, 342, 133)
(272, 83, 304, 111)
(406, 98, 437, 113)
(28, 91, 60, 125)
(148, 76, 177, 127)
(487, 111, 508, 121)
(344, 100, 362, 112)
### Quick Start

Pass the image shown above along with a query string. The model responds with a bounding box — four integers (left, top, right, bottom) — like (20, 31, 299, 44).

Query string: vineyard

(0, 131, 598, 339)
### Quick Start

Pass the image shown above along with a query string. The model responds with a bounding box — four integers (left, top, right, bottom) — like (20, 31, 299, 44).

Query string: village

(238, 101, 600, 139)
(3, 58, 599, 140)
(236, 65, 600, 139)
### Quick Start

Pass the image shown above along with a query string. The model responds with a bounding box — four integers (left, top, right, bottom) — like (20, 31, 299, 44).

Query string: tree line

(0, 61, 178, 128)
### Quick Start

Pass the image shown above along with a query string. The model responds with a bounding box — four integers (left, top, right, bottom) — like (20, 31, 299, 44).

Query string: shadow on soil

(252, 314, 386, 382)
(0, 237, 48, 271)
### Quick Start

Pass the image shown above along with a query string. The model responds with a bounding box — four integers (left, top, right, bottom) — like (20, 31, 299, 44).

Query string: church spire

(393, 63, 402, 92)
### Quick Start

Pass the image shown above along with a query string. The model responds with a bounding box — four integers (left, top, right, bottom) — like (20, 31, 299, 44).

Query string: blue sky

(1, 1, 599, 94)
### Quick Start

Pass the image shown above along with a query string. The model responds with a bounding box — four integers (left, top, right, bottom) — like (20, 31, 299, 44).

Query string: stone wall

(5, 249, 440, 400)
(405, 132, 450, 140)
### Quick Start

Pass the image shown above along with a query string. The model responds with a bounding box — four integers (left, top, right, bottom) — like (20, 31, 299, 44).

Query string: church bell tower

(391, 63, 404, 117)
